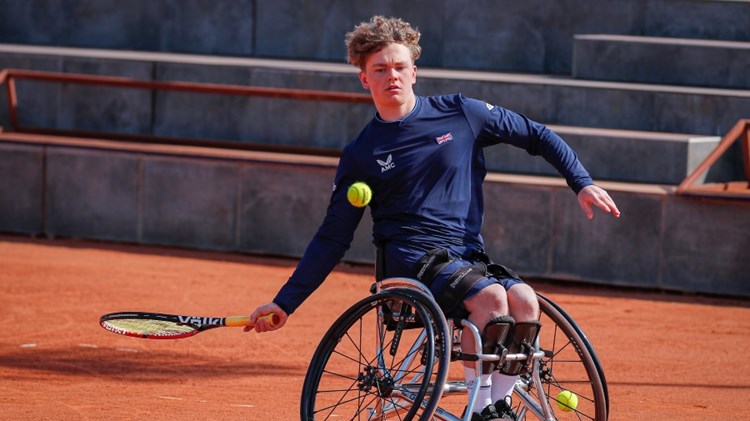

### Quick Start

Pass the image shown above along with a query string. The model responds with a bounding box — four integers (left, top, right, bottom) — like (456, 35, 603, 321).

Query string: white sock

(465, 367, 493, 411)
(491, 372, 518, 404)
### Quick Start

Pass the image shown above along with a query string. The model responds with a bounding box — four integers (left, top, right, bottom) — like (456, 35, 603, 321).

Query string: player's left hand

(577, 185, 621, 220)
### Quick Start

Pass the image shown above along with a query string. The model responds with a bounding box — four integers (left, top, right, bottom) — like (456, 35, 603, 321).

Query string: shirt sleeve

(463, 96, 594, 194)
(272, 150, 366, 315)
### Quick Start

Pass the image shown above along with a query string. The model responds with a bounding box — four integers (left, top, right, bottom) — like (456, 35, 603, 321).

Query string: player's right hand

(247, 302, 287, 333)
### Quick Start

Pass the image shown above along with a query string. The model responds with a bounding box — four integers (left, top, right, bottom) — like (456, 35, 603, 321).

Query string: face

(358, 43, 417, 114)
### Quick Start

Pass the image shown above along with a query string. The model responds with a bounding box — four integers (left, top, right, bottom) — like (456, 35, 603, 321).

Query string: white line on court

(156, 396, 183, 401)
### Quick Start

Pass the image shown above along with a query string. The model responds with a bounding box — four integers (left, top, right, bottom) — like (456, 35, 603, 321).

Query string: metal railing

(677, 119, 750, 198)
(0, 68, 373, 156)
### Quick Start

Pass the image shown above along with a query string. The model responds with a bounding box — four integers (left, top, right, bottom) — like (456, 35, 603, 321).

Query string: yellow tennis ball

(347, 182, 372, 208)
(556, 390, 578, 412)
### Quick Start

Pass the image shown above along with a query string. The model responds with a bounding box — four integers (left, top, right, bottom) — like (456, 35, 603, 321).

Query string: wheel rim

(302, 292, 439, 420)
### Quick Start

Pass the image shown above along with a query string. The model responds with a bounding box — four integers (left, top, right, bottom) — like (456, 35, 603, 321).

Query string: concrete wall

(0, 143, 43, 233)
(0, 134, 374, 262)
(1, 136, 748, 298)
(0, 0, 748, 74)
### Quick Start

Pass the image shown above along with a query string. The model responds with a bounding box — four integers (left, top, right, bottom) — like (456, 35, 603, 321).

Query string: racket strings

(102, 318, 195, 338)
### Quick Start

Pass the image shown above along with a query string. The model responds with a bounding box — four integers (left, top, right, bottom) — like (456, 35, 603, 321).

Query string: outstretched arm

(577, 185, 621, 220)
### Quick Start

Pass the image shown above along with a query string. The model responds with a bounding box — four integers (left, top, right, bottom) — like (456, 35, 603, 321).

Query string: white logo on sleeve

(377, 154, 395, 173)
(485, 102, 494, 111)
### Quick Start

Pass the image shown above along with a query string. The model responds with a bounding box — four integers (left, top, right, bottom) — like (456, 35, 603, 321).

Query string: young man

(249, 15, 620, 421)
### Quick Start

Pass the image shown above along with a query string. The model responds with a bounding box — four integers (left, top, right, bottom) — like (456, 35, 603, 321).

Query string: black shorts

(414, 248, 525, 316)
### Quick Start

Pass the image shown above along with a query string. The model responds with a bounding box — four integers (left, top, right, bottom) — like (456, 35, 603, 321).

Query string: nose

(387, 68, 399, 80)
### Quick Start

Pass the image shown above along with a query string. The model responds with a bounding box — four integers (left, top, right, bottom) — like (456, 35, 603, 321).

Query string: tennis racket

(99, 311, 279, 339)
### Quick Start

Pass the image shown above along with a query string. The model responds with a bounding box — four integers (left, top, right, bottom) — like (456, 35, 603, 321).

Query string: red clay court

(0, 234, 748, 420)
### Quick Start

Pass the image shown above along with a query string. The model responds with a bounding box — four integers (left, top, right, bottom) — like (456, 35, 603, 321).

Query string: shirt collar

(375, 96, 421, 125)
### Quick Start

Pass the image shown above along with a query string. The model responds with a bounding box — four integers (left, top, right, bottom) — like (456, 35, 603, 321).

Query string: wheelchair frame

(301, 277, 609, 420)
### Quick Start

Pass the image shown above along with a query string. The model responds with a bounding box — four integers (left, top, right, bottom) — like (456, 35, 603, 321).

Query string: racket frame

(100, 311, 256, 339)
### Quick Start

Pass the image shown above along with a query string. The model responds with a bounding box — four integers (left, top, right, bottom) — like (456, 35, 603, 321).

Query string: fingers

(578, 185, 621, 220)
(580, 199, 594, 220)
(600, 193, 621, 218)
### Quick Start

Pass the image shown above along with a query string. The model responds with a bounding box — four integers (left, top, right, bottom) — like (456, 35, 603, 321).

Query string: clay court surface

(1, 234, 748, 420)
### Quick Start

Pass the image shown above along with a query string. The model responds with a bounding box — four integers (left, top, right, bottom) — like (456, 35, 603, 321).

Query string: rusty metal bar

(4, 68, 373, 103)
(7, 76, 18, 131)
(0, 69, 20, 131)
(13, 126, 343, 157)
(0, 69, 7, 131)
(677, 119, 750, 196)
(743, 126, 750, 182)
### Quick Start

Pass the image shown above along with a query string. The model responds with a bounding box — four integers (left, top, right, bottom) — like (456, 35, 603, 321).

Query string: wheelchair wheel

(301, 288, 451, 420)
(514, 292, 609, 421)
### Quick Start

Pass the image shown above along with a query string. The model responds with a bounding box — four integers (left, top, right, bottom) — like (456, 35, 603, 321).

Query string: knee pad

(500, 320, 541, 376)
(481, 315, 515, 373)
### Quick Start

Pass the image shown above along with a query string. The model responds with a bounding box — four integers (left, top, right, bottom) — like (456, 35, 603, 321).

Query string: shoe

(467, 403, 503, 421)
(494, 396, 519, 420)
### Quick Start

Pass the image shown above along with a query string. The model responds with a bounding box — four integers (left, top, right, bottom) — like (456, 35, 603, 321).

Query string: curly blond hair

(345, 15, 422, 70)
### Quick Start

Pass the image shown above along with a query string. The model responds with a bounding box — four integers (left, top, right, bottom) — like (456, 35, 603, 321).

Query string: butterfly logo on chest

(377, 154, 395, 173)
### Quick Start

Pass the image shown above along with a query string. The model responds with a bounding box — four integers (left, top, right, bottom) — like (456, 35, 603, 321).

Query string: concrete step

(484, 125, 721, 185)
(415, 67, 750, 137)
(573, 34, 750, 89)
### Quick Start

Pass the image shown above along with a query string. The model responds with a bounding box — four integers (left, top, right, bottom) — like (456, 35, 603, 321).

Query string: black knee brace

(481, 316, 515, 373)
(500, 320, 541, 376)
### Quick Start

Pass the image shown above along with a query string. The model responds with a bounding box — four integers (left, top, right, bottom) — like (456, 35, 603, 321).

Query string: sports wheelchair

(301, 277, 609, 420)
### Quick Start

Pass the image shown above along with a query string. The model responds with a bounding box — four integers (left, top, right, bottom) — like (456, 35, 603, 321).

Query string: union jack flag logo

(435, 132, 453, 144)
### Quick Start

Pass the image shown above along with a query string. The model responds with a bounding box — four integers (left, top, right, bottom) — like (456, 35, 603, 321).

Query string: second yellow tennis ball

(347, 182, 372, 207)
(556, 390, 578, 412)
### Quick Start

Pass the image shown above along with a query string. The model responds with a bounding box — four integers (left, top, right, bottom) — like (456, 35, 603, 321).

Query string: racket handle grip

(226, 314, 280, 328)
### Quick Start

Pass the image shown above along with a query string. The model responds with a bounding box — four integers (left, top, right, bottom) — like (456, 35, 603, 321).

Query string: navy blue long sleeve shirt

(272, 94, 593, 314)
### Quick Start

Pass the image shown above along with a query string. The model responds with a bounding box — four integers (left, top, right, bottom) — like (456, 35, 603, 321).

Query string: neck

(376, 95, 417, 122)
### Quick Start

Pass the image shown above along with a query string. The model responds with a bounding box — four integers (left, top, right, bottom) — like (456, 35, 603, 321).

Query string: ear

(358, 71, 369, 90)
